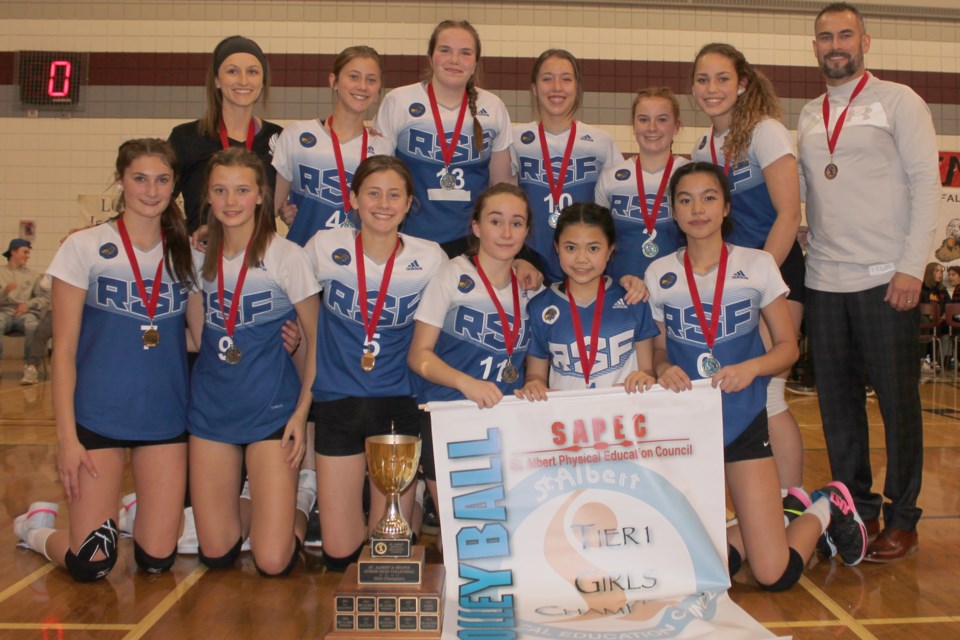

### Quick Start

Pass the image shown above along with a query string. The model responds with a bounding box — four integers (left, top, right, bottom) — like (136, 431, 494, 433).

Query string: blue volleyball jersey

(272, 119, 394, 246)
(691, 118, 795, 250)
(188, 236, 319, 444)
(414, 256, 537, 402)
(595, 154, 689, 281)
(47, 222, 191, 441)
(511, 121, 622, 282)
(306, 228, 446, 400)
(645, 245, 789, 445)
(373, 83, 513, 244)
(526, 278, 659, 390)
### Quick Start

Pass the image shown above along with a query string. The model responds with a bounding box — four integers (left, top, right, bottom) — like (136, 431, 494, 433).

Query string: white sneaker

(20, 364, 39, 385)
(177, 507, 198, 554)
(13, 502, 58, 548)
(118, 493, 137, 537)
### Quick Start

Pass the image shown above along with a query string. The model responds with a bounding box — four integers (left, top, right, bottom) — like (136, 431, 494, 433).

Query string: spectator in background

(0, 239, 50, 385)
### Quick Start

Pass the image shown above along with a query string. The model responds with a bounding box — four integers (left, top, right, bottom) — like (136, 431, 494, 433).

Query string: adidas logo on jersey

(732, 270, 748, 280)
(477, 108, 490, 117)
(406, 260, 423, 271)
(613, 298, 628, 309)
(580, 134, 594, 142)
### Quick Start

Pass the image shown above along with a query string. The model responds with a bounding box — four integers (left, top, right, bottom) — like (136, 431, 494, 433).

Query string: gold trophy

(329, 430, 445, 637)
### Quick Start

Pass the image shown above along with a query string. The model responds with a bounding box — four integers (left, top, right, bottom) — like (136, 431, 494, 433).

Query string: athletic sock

(805, 496, 832, 535)
(27, 527, 55, 560)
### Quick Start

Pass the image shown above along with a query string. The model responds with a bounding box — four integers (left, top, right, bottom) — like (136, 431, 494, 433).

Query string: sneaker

(785, 381, 817, 396)
(177, 507, 198, 554)
(782, 487, 811, 525)
(864, 386, 876, 398)
(812, 481, 867, 566)
(118, 493, 137, 537)
(20, 364, 39, 386)
(304, 505, 322, 548)
(14, 502, 59, 548)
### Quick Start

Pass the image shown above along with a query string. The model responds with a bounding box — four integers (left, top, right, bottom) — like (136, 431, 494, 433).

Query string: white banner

(429, 382, 779, 640)
(929, 150, 960, 265)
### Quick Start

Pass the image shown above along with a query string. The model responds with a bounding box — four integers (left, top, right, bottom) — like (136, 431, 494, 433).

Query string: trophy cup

(328, 432, 445, 638)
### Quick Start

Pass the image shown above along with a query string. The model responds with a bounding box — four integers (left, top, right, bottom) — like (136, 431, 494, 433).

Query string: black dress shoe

(864, 527, 918, 562)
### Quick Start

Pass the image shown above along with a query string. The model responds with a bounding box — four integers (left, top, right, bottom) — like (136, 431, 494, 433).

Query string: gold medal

(142, 326, 160, 348)
(361, 352, 376, 372)
(502, 364, 519, 384)
(824, 162, 838, 180)
(225, 345, 242, 365)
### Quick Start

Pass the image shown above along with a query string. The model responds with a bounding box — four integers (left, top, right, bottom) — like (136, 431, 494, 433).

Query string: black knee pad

(133, 540, 176, 574)
(728, 545, 742, 578)
(322, 542, 364, 572)
(758, 548, 805, 592)
(198, 537, 243, 570)
(64, 519, 120, 582)
(255, 538, 303, 578)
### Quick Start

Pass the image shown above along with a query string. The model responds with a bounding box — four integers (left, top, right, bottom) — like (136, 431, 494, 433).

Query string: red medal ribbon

(218, 118, 256, 151)
(708, 129, 730, 177)
(472, 255, 521, 357)
(328, 115, 368, 214)
(538, 121, 578, 212)
(565, 278, 606, 386)
(635, 154, 675, 235)
(355, 232, 401, 345)
(218, 240, 252, 341)
(117, 217, 165, 324)
(426, 83, 469, 169)
(822, 72, 870, 158)
(683, 243, 729, 352)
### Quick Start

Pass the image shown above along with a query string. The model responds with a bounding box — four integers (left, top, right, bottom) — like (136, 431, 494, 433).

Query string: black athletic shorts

(780, 240, 806, 305)
(723, 409, 773, 463)
(76, 423, 188, 450)
(311, 396, 425, 456)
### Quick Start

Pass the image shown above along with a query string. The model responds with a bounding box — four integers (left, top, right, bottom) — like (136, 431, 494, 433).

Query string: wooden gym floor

(0, 359, 958, 639)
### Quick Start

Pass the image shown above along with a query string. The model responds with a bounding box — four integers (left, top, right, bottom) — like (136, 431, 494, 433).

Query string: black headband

(213, 36, 267, 74)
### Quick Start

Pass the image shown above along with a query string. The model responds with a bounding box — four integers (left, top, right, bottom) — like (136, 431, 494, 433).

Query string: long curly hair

(692, 43, 782, 165)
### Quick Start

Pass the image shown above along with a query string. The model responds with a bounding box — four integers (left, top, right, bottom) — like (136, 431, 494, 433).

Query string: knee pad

(728, 545, 742, 578)
(198, 537, 243, 570)
(255, 538, 302, 578)
(322, 542, 364, 572)
(758, 548, 804, 592)
(766, 377, 788, 417)
(64, 519, 120, 582)
(133, 540, 176, 574)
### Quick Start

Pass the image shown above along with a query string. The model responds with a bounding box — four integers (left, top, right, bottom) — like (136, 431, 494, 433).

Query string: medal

(822, 72, 869, 184)
(218, 118, 255, 151)
(356, 232, 401, 373)
(361, 351, 376, 372)
(683, 243, 729, 379)
(328, 115, 368, 219)
(117, 217, 165, 350)
(636, 154, 674, 260)
(217, 239, 252, 365)
(225, 344, 242, 365)
(709, 130, 731, 178)
(697, 352, 721, 377)
(142, 325, 160, 348)
(538, 120, 577, 229)
(473, 255, 523, 385)
(566, 277, 606, 387)
(439, 168, 456, 190)
(427, 83, 469, 188)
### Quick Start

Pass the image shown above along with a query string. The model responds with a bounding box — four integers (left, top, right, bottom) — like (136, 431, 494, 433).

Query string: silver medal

(439, 168, 456, 190)
(642, 240, 659, 258)
(697, 352, 721, 377)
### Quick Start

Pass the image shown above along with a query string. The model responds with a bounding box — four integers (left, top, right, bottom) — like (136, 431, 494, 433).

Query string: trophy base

(328, 561, 445, 637)
(358, 545, 424, 585)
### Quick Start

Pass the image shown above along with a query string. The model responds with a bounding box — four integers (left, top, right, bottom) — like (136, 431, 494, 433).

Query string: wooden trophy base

(326, 561, 445, 638)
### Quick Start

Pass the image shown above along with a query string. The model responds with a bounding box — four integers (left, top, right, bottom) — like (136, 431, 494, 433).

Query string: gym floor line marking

(0, 623, 135, 630)
(122, 564, 207, 640)
(764, 620, 845, 628)
(0, 564, 55, 605)
(764, 615, 960, 628)
(797, 574, 878, 640)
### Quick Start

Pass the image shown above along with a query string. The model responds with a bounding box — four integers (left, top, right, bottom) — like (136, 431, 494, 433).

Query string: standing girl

(596, 87, 689, 282)
(14, 139, 197, 581)
(516, 203, 659, 397)
(187, 148, 319, 576)
(646, 162, 866, 589)
(373, 20, 513, 257)
(305, 156, 446, 570)
(689, 43, 805, 491)
(512, 49, 622, 283)
(170, 36, 281, 233)
(273, 46, 394, 245)
(408, 183, 536, 517)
